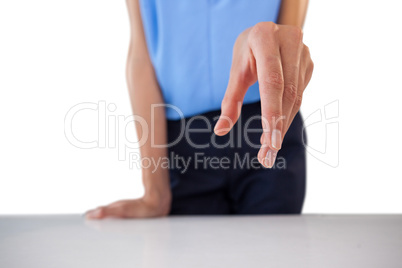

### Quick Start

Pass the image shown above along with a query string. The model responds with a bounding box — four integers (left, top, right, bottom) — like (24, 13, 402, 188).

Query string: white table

(0, 215, 401, 268)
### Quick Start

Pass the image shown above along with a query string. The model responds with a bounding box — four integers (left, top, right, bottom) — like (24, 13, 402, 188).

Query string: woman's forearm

(126, 53, 170, 199)
(277, 0, 309, 28)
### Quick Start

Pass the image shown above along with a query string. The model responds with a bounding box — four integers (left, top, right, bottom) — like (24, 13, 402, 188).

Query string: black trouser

(167, 101, 306, 215)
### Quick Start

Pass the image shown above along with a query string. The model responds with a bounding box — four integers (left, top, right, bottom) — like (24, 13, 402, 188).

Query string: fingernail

(214, 122, 220, 134)
(87, 209, 101, 219)
(264, 149, 278, 168)
(93, 209, 102, 218)
(271, 129, 282, 150)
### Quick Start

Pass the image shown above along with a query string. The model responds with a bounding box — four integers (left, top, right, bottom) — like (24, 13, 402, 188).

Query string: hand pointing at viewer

(214, 22, 314, 168)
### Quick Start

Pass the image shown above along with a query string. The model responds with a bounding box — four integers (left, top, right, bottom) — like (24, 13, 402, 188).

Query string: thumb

(214, 98, 243, 136)
(214, 75, 249, 136)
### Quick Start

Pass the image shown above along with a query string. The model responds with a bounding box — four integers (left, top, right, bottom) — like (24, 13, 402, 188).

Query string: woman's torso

(139, 0, 282, 119)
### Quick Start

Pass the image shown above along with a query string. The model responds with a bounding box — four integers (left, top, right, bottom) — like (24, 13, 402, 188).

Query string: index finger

(249, 22, 285, 154)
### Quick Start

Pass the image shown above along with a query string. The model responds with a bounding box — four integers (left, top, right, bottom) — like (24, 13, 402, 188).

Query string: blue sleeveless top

(139, 0, 282, 119)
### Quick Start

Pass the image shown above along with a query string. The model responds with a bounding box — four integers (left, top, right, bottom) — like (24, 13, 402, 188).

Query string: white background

(0, 0, 401, 214)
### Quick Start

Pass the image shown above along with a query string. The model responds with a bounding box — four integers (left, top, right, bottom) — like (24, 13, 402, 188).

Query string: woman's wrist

(142, 169, 172, 213)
